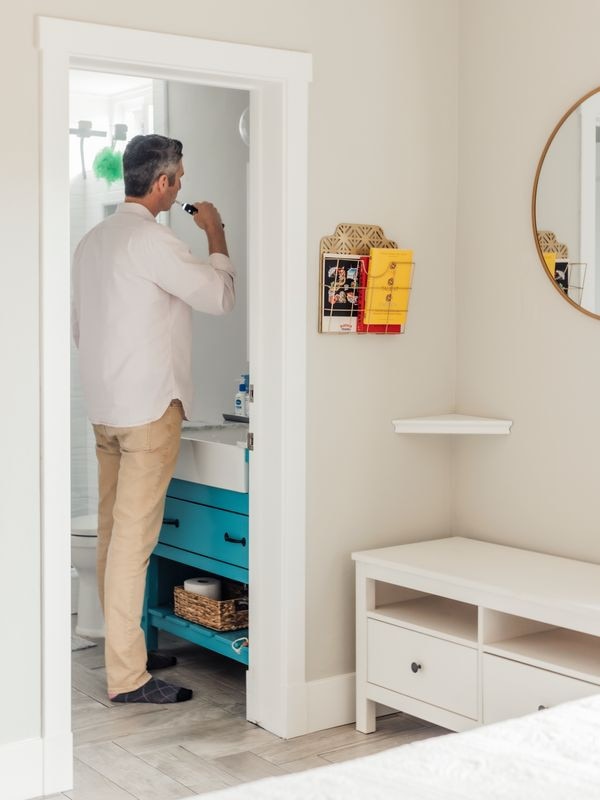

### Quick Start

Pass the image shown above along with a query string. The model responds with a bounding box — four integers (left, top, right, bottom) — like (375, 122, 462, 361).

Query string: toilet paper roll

(184, 576, 221, 600)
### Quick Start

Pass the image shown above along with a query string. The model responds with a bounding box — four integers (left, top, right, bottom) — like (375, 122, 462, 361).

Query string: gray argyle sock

(111, 677, 192, 704)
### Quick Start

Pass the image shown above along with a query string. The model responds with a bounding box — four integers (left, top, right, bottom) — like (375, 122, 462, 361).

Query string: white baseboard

(277, 675, 355, 739)
(306, 672, 356, 733)
(0, 733, 73, 800)
(0, 738, 43, 800)
(43, 731, 74, 796)
(254, 673, 398, 739)
(304, 672, 396, 736)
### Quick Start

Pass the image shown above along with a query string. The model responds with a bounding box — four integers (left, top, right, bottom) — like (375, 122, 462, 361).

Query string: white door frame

(38, 17, 311, 795)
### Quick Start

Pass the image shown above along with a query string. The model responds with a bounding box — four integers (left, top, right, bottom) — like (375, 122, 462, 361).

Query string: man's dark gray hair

(123, 134, 183, 197)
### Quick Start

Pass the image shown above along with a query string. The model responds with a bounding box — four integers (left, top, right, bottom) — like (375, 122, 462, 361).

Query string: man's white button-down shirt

(72, 202, 236, 427)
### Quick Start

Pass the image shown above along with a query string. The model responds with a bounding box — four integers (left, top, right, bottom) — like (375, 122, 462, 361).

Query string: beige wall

(0, 0, 459, 748)
(305, 0, 459, 679)
(455, 0, 600, 561)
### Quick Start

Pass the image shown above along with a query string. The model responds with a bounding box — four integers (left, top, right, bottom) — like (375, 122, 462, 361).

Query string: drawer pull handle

(410, 662, 422, 673)
(163, 518, 180, 528)
(224, 532, 247, 547)
(538, 704, 547, 711)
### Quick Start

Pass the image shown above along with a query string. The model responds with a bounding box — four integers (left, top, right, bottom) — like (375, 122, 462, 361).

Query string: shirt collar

(117, 202, 157, 221)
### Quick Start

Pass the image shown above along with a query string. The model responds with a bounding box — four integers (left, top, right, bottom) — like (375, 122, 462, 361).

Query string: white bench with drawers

(353, 536, 600, 732)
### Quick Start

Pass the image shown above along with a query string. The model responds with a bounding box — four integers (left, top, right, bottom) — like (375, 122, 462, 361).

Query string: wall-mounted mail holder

(537, 229, 587, 307)
(319, 223, 414, 334)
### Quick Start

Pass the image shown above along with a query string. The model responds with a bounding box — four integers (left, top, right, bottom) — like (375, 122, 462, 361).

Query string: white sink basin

(174, 423, 248, 493)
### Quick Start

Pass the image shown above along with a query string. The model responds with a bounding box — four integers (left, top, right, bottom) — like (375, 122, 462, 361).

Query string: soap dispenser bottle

(234, 379, 246, 417)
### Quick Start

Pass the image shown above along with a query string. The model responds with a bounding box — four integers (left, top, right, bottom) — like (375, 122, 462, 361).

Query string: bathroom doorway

(39, 18, 311, 796)
(68, 67, 251, 732)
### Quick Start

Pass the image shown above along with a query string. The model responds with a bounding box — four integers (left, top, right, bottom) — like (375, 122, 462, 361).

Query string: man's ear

(154, 173, 169, 194)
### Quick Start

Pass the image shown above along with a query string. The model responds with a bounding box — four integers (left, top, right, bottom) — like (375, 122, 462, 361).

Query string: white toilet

(71, 514, 105, 638)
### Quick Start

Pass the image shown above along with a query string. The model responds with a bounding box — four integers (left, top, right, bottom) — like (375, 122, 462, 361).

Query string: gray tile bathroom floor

(36, 626, 447, 799)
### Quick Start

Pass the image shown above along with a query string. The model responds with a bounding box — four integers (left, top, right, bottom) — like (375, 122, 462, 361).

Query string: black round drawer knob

(538, 704, 547, 711)
(410, 662, 422, 673)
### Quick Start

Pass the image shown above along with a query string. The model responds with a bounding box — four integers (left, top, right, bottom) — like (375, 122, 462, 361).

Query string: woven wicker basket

(173, 581, 248, 631)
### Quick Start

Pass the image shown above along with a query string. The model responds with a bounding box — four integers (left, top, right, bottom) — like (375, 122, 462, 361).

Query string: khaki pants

(93, 401, 183, 695)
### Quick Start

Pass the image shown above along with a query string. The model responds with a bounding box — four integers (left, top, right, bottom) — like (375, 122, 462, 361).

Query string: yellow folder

(542, 251, 556, 277)
(362, 248, 413, 325)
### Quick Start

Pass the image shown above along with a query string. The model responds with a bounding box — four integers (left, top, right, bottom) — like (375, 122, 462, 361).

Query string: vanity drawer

(160, 496, 248, 569)
(482, 654, 599, 724)
(367, 619, 478, 719)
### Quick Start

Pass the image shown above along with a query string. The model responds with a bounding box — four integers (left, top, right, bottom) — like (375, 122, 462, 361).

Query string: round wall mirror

(532, 87, 600, 319)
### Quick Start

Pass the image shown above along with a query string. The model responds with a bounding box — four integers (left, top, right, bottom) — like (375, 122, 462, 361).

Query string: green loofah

(92, 148, 123, 185)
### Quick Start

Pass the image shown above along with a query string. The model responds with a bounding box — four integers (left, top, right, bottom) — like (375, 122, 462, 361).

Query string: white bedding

(194, 695, 600, 799)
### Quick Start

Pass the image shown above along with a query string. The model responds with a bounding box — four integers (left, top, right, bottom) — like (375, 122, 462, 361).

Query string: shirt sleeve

(144, 225, 236, 314)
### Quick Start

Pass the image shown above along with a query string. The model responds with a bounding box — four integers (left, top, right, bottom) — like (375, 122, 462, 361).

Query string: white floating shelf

(392, 414, 512, 435)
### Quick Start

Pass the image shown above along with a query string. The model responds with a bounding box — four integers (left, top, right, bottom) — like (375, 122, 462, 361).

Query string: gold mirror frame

(532, 85, 600, 321)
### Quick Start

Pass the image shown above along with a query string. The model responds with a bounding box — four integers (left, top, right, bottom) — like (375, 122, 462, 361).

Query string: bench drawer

(482, 654, 599, 723)
(367, 619, 478, 719)
(160, 496, 248, 569)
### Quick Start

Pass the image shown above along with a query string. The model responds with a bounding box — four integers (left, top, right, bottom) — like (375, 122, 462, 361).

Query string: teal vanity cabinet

(142, 477, 249, 666)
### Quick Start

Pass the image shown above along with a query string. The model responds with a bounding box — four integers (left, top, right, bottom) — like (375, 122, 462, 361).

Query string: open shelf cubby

(372, 583, 478, 646)
(481, 609, 600, 683)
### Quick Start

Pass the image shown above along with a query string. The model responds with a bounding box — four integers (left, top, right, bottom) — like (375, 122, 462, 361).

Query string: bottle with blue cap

(234, 376, 247, 417)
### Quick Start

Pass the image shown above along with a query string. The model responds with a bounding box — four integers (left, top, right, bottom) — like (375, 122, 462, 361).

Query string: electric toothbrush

(175, 200, 225, 227)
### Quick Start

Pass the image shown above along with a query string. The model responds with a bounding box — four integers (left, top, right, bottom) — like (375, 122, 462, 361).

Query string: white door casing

(38, 17, 311, 795)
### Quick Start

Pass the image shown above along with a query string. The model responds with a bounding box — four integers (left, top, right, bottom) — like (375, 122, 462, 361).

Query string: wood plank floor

(36, 625, 447, 799)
